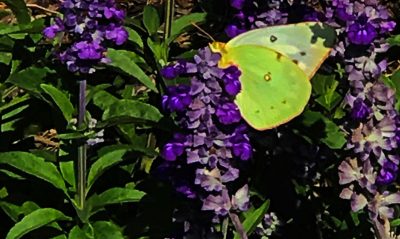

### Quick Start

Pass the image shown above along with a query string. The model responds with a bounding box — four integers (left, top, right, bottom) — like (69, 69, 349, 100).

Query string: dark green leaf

(168, 13, 207, 44)
(143, 5, 160, 35)
(6, 67, 51, 93)
(0, 19, 44, 35)
(88, 187, 145, 216)
(107, 49, 157, 92)
(60, 161, 76, 191)
(102, 99, 162, 124)
(87, 149, 128, 191)
(301, 110, 346, 149)
(0, 152, 68, 193)
(233, 200, 270, 239)
(92, 90, 118, 111)
(1, 0, 30, 24)
(0, 201, 21, 222)
(6, 208, 71, 239)
(86, 84, 112, 106)
(93, 221, 125, 239)
(40, 84, 74, 122)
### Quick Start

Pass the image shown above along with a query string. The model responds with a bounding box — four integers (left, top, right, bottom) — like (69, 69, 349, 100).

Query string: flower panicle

(43, 0, 129, 74)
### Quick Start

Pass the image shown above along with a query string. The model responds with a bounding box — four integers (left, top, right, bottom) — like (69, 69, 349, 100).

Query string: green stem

(77, 80, 87, 210)
(163, 0, 174, 41)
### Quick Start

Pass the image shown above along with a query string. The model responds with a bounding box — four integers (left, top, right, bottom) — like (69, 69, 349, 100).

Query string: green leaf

(384, 71, 400, 111)
(68, 225, 92, 239)
(0, 187, 8, 198)
(1, 0, 30, 24)
(92, 90, 118, 111)
(0, 94, 30, 114)
(0, 19, 44, 35)
(168, 13, 207, 43)
(311, 74, 341, 111)
(88, 187, 145, 216)
(301, 110, 346, 149)
(87, 149, 128, 191)
(233, 200, 270, 239)
(391, 218, 400, 227)
(107, 49, 157, 92)
(60, 161, 76, 191)
(0, 52, 12, 64)
(92, 221, 125, 239)
(0, 169, 26, 180)
(86, 84, 112, 106)
(147, 38, 167, 63)
(388, 34, 400, 46)
(6, 67, 51, 93)
(143, 5, 160, 35)
(40, 84, 74, 122)
(0, 201, 21, 222)
(6, 208, 71, 239)
(126, 27, 143, 48)
(0, 152, 68, 193)
(102, 99, 162, 125)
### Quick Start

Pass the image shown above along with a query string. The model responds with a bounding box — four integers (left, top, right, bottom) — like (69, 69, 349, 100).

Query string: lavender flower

(322, 0, 399, 237)
(159, 47, 252, 222)
(43, 0, 128, 74)
(225, 0, 288, 38)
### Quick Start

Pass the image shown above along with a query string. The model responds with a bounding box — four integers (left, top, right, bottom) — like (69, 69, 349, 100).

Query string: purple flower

(105, 25, 129, 45)
(161, 133, 187, 161)
(351, 98, 371, 120)
(347, 16, 377, 45)
(43, 0, 128, 74)
(201, 189, 231, 216)
(216, 102, 241, 125)
(160, 47, 252, 219)
(230, 134, 252, 161)
(74, 41, 103, 60)
(222, 66, 241, 96)
(162, 85, 192, 112)
(230, 0, 245, 10)
(225, 24, 246, 38)
(160, 60, 189, 79)
(377, 160, 398, 185)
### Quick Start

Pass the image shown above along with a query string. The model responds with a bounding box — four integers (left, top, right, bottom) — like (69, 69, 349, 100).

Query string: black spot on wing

(300, 51, 306, 56)
(292, 59, 299, 65)
(270, 35, 277, 42)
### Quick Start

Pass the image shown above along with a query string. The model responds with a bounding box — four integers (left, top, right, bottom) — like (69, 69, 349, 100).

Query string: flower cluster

(43, 0, 128, 74)
(226, 0, 288, 37)
(159, 47, 252, 220)
(255, 212, 282, 237)
(314, 0, 399, 236)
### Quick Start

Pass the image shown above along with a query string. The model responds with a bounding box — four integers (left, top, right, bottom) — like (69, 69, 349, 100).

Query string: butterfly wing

(226, 22, 335, 79)
(219, 45, 311, 130)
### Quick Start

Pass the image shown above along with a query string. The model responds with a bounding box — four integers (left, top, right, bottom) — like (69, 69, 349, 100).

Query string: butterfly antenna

(190, 22, 216, 42)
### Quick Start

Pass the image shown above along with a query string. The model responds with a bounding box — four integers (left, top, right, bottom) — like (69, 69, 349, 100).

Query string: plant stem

(164, 0, 174, 41)
(77, 79, 87, 210)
